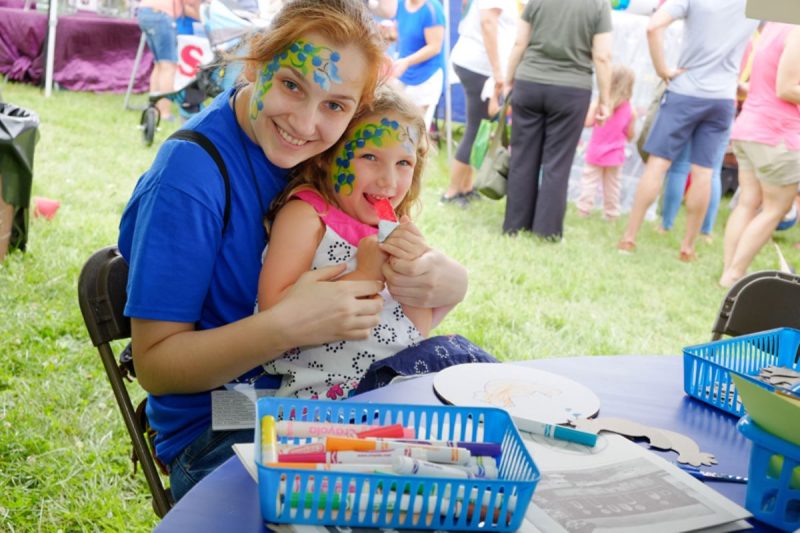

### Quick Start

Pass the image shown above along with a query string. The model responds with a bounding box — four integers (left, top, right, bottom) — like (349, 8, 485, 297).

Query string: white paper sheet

(522, 433, 752, 533)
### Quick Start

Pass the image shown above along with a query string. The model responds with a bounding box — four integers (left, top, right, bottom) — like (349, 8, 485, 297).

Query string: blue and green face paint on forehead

(250, 39, 343, 119)
(331, 117, 419, 195)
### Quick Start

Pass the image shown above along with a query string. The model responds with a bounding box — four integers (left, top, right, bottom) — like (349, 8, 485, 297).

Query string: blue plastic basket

(254, 397, 540, 531)
(683, 328, 800, 416)
(738, 416, 800, 531)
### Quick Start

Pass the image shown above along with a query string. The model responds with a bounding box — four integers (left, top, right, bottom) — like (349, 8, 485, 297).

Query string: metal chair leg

(124, 32, 148, 111)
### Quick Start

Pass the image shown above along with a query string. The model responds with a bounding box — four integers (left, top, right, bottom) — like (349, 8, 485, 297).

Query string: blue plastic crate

(254, 397, 540, 531)
(738, 416, 800, 531)
(683, 328, 800, 416)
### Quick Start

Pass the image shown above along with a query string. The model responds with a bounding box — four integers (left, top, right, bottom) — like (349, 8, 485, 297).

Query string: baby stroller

(139, 0, 271, 146)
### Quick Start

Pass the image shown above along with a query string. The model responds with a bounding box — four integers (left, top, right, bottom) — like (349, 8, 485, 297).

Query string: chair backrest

(77, 246, 173, 517)
(711, 270, 800, 341)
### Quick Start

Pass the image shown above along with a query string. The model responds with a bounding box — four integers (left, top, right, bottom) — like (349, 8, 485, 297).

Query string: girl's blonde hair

(269, 84, 430, 225)
(240, 0, 388, 111)
(609, 64, 636, 111)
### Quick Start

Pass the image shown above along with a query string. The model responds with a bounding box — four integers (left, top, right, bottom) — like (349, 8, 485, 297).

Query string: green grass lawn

(1, 79, 798, 531)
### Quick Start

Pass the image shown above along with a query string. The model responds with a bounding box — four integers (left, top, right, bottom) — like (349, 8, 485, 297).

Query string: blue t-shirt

(396, 0, 446, 86)
(118, 87, 288, 464)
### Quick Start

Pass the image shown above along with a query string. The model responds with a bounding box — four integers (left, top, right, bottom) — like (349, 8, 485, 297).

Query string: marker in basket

(391, 456, 472, 478)
(512, 416, 598, 447)
(373, 197, 399, 242)
(278, 448, 462, 466)
(325, 436, 472, 464)
(356, 423, 410, 438)
(288, 492, 453, 514)
(279, 442, 325, 455)
(267, 462, 386, 473)
(275, 420, 414, 439)
(261, 415, 279, 464)
(390, 439, 503, 458)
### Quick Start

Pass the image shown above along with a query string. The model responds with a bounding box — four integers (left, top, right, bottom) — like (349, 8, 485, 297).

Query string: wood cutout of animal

(572, 417, 717, 467)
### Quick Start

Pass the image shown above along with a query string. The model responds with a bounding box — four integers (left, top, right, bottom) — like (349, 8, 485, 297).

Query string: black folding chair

(712, 270, 800, 340)
(77, 246, 173, 517)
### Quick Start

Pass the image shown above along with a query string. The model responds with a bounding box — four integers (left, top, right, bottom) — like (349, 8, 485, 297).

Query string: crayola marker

(325, 436, 471, 464)
(275, 420, 414, 439)
(391, 456, 471, 479)
(261, 415, 278, 464)
(267, 462, 385, 474)
(390, 439, 502, 458)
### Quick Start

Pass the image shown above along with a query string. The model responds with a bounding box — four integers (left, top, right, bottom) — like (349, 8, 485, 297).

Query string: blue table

(154, 355, 777, 532)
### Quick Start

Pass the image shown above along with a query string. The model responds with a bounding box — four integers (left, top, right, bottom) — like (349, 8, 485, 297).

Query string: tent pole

(443, 0, 452, 165)
(44, 0, 58, 97)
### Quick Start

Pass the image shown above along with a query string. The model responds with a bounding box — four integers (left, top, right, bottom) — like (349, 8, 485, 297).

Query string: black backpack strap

(167, 130, 231, 234)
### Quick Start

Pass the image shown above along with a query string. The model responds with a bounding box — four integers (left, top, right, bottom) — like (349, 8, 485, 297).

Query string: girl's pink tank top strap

(292, 190, 377, 247)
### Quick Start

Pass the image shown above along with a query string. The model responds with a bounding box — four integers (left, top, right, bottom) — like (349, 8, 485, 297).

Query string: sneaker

(617, 240, 636, 254)
(439, 193, 468, 208)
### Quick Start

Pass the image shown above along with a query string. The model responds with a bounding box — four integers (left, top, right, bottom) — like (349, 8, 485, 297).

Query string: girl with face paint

(118, 0, 465, 502)
(256, 85, 437, 399)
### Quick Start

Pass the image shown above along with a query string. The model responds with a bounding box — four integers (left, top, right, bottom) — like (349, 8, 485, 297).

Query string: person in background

(576, 65, 636, 221)
(440, 0, 518, 207)
(119, 0, 468, 501)
(656, 24, 765, 242)
(137, 0, 200, 121)
(719, 23, 800, 288)
(372, 0, 446, 129)
(617, 0, 758, 261)
(502, 0, 613, 241)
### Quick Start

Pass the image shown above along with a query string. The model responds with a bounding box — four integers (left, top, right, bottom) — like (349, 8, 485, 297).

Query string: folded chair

(711, 270, 800, 341)
(77, 246, 173, 517)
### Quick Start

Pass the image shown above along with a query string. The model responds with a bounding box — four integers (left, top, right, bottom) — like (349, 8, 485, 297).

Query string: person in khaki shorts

(720, 23, 800, 288)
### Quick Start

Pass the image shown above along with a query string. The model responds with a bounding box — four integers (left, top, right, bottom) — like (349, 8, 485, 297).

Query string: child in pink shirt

(577, 65, 637, 220)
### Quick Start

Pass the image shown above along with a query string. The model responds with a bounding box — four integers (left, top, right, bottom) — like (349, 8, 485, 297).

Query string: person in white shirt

(441, 0, 518, 206)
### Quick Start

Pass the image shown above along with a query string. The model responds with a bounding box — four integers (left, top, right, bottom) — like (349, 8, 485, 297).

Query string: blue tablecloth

(154, 355, 780, 532)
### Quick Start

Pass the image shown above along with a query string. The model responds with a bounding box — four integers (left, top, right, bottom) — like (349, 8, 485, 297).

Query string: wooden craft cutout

(572, 417, 717, 467)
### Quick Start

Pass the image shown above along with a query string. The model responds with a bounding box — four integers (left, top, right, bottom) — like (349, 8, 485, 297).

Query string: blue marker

(513, 417, 598, 447)
(675, 463, 748, 484)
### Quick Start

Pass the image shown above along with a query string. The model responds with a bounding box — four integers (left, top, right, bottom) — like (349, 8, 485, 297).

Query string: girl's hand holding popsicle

(379, 216, 430, 262)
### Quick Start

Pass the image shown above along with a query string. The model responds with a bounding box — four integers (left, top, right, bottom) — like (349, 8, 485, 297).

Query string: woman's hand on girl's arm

(132, 265, 384, 396)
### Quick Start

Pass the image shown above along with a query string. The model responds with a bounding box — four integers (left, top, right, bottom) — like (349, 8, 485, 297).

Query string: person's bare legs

(619, 155, 672, 248)
(722, 167, 761, 272)
(720, 180, 796, 287)
(679, 164, 712, 260)
(152, 61, 177, 119)
(445, 160, 473, 199)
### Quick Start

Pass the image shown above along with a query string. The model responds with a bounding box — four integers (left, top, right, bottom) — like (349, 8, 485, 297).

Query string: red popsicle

(373, 197, 397, 222)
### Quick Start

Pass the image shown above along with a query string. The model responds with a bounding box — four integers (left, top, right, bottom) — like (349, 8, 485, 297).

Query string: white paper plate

(433, 363, 600, 424)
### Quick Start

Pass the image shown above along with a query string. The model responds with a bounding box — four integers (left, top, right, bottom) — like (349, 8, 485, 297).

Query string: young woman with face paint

(117, 0, 467, 501)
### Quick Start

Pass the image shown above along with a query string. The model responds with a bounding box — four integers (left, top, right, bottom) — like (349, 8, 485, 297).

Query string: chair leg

(98, 345, 172, 516)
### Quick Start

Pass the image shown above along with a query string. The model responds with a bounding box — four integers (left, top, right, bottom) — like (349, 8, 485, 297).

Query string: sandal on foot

(679, 250, 698, 262)
(617, 240, 636, 253)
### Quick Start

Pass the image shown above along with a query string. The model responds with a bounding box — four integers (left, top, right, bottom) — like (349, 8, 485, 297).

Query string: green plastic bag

(469, 118, 494, 169)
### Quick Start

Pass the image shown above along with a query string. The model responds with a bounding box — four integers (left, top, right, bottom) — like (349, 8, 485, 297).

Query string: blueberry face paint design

(250, 39, 343, 119)
(331, 117, 417, 194)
